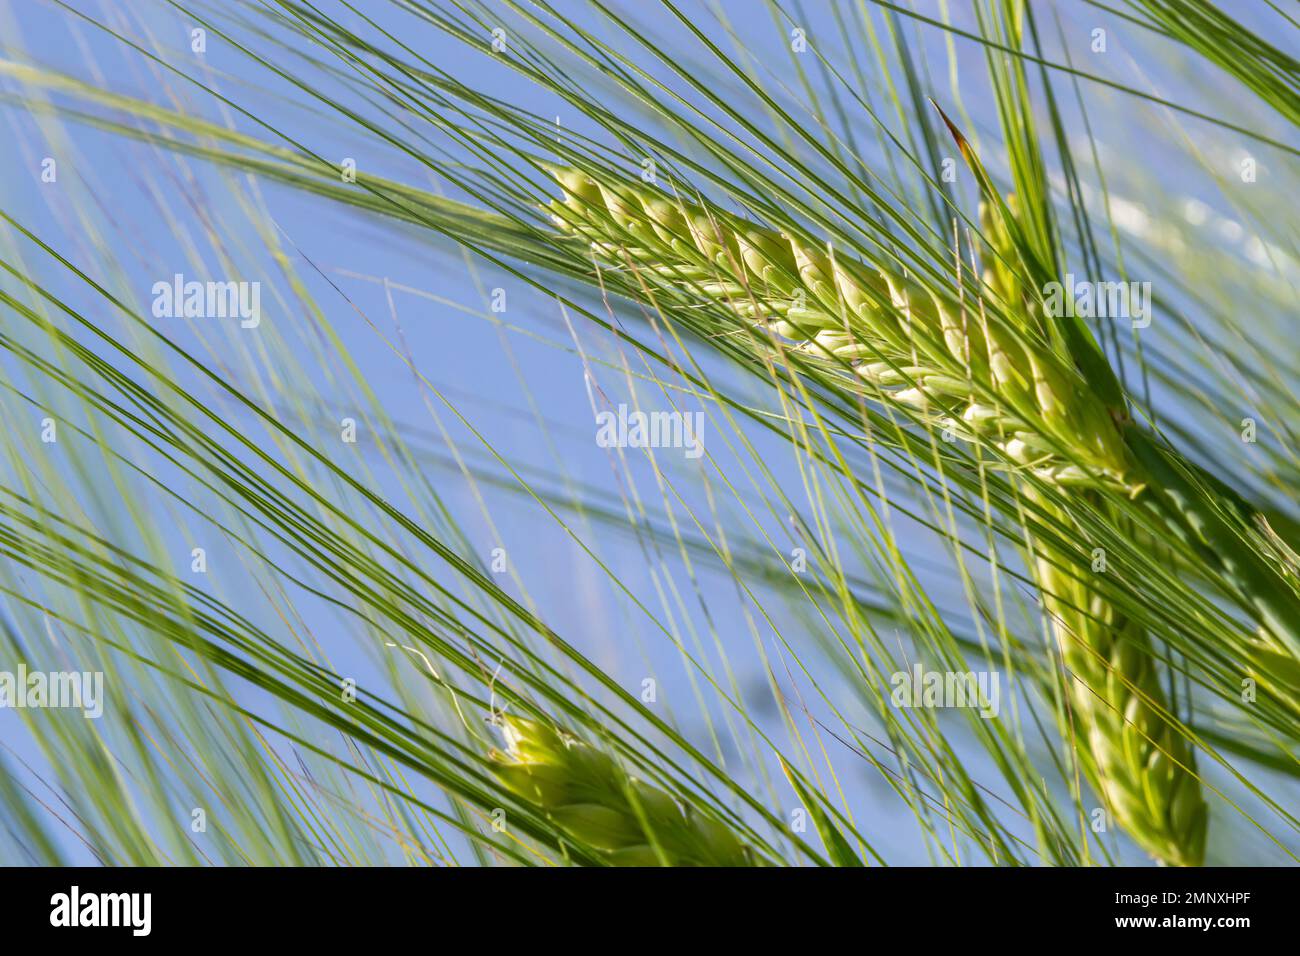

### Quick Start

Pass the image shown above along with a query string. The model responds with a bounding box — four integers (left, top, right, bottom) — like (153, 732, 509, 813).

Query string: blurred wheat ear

(490, 715, 767, 866)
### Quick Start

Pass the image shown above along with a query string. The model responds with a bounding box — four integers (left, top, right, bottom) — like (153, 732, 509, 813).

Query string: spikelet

(490, 715, 761, 866)
(545, 167, 1133, 491)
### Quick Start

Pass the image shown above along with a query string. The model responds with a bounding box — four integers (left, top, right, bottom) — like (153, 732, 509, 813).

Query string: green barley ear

(546, 168, 1134, 491)
(489, 715, 762, 866)
(1037, 535, 1207, 867)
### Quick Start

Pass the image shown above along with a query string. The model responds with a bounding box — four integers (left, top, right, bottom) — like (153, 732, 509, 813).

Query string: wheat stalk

(545, 168, 1209, 865)
(490, 715, 762, 866)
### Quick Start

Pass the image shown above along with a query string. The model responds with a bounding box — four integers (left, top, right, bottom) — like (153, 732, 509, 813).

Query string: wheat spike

(546, 166, 1133, 490)
(490, 715, 762, 866)
(1037, 539, 1207, 867)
